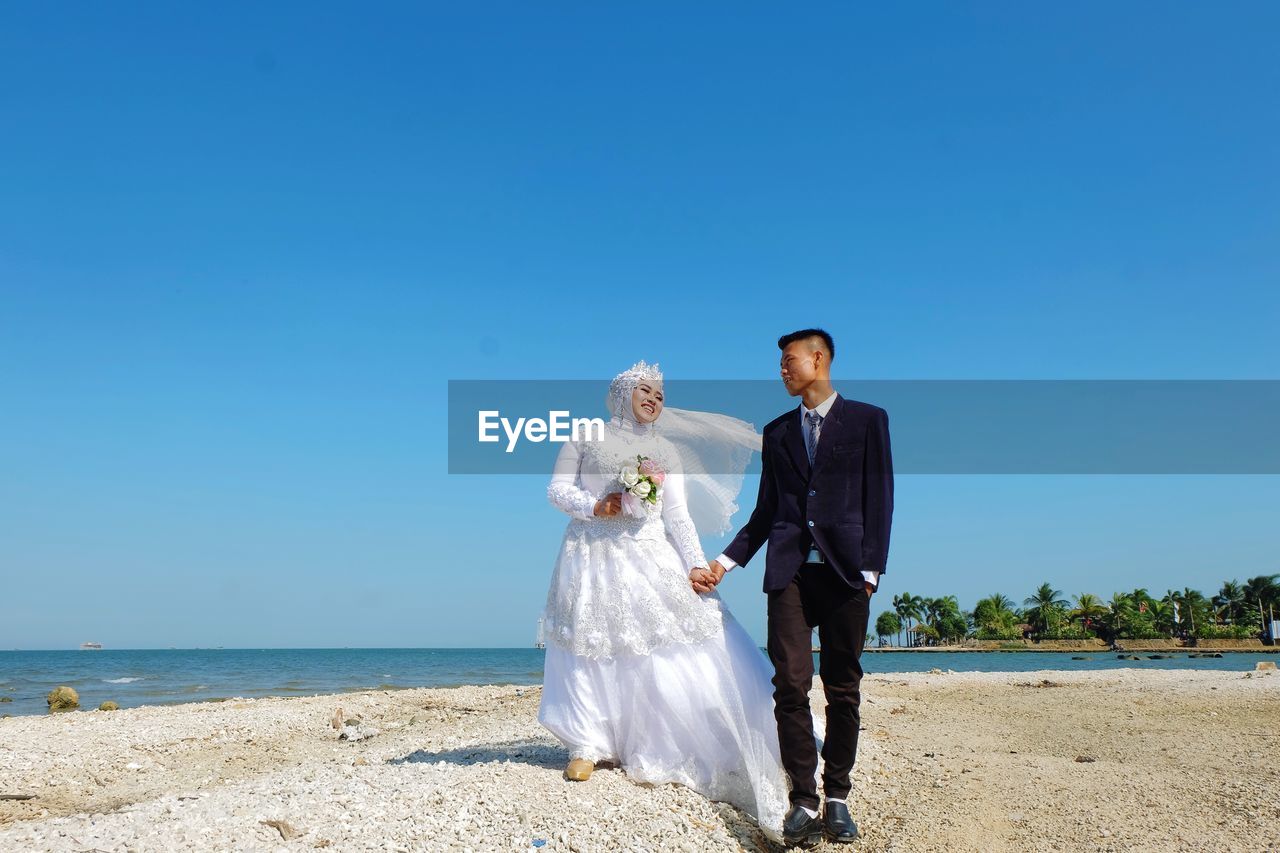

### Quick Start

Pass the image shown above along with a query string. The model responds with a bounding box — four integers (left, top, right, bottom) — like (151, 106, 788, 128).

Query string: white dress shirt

(715, 391, 880, 591)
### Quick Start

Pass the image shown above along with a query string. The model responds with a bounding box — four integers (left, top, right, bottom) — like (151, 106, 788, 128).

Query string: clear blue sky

(2, 3, 1277, 649)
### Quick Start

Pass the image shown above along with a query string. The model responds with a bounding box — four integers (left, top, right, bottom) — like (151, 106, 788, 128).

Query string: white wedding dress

(539, 414, 787, 837)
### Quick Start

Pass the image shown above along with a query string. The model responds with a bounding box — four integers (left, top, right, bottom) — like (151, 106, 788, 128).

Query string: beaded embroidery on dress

(542, 423, 722, 659)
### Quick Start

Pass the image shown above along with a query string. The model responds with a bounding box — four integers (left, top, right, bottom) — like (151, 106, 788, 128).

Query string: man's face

(780, 341, 821, 396)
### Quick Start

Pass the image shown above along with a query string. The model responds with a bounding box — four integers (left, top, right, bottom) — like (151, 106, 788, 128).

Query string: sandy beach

(2, 669, 1277, 852)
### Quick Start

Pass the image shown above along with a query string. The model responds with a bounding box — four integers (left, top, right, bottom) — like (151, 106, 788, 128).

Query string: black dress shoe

(824, 800, 860, 843)
(782, 804, 824, 848)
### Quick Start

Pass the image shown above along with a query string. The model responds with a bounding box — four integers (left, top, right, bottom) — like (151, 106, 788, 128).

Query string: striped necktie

(805, 411, 823, 465)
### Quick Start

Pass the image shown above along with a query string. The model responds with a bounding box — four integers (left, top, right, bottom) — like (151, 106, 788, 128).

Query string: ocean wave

(104, 676, 143, 684)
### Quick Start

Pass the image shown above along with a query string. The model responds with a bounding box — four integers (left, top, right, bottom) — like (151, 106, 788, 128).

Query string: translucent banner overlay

(447, 380, 1280, 474)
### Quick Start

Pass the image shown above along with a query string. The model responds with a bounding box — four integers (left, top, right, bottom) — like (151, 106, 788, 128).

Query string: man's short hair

(777, 328, 835, 362)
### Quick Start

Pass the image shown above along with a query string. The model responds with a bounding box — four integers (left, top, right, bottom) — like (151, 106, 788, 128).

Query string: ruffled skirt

(540, 575, 786, 835)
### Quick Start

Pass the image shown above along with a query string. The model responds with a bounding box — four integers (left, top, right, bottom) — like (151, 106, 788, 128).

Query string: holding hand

(594, 492, 623, 517)
(689, 568, 716, 594)
(690, 559, 728, 594)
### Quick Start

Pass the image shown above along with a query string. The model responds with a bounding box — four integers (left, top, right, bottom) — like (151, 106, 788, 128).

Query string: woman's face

(631, 381, 664, 423)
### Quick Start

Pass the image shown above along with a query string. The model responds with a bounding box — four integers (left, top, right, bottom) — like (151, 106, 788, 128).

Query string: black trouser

(766, 563, 870, 811)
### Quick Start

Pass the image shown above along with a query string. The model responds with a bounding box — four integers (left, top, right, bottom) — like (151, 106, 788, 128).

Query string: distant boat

(535, 617, 546, 650)
(79, 641, 103, 650)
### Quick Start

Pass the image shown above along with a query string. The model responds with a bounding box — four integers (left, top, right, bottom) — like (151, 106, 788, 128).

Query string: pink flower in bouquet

(623, 455, 665, 512)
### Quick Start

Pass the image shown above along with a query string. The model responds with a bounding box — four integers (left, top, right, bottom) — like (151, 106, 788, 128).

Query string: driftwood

(0, 793, 37, 801)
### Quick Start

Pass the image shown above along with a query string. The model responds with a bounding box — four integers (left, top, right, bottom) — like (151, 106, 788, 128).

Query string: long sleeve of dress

(660, 451, 707, 572)
(547, 439, 598, 520)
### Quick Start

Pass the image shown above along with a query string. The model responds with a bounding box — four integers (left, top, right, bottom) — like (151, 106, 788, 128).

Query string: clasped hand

(593, 492, 623, 517)
(689, 559, 726, 594)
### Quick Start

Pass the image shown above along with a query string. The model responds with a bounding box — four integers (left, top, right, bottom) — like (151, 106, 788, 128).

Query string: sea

(0, 647, 1272, 718)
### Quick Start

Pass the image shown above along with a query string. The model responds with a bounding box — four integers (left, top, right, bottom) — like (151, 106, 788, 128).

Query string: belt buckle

(806, 547, 824, 564)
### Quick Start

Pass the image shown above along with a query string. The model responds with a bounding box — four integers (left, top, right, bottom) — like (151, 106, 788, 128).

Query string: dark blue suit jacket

(723, 394, 894, 592)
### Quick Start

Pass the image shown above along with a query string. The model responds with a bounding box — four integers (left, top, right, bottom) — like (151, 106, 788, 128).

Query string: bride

(539, 360, 787, 837)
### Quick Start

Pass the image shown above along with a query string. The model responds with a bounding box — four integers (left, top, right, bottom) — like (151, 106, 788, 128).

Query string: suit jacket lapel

(809, 394, 844, 475)
(781, 413, 811, 480)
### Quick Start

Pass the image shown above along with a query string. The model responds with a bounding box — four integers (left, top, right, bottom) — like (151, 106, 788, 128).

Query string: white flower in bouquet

(618, 455, 665, 517)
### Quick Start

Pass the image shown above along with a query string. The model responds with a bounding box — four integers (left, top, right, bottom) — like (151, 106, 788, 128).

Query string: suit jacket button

(807, 520, 815, 527)
(808, 490, 816, 496)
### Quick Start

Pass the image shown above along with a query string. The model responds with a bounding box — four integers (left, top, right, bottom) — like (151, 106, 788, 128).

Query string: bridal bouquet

(620, 455, 665, 517)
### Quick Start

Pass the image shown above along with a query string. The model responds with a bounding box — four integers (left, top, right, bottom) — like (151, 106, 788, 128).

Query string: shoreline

(3, 646, 1276, 718)
(2, 669, 1277, 851)
(863, 646, 1280, 653)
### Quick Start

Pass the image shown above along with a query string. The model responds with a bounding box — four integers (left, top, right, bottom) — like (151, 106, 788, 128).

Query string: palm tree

(994, 593, 1015, 612)
(1243, 574, 1280, 631)
(1100, 592, 1134, 641)
(891, 595, 908, 646)
(1069, 593, 1108, 636)
(922, 596, 945, 627)
(975, 593, 1015, 616)
(1125, 588, 1160, 636)
(894, 592, 926, 647)
(1147, 599, 1176, 636)
(1213, 580, 1246, 625)
(875, 611, 902, 646)
(919, 595, 964, 645)
(973, 593, 1018, 636)
(937, 597, 968, 644)
(1181, 588, 1208, 634)
(1023, 583, 1068, 637)
(1164, 588, 1209, 636)
(916, 597, 941, 646)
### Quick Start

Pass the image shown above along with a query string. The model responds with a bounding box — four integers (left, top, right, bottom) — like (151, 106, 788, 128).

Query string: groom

(699, 328, 893, 847)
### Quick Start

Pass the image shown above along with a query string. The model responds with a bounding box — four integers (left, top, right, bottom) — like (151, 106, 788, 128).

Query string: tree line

(873, 574, 1280, 646)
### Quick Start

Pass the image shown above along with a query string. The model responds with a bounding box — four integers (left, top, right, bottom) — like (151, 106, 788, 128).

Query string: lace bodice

(543, 417, 723, 659)
(547, 418, 707, 571)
